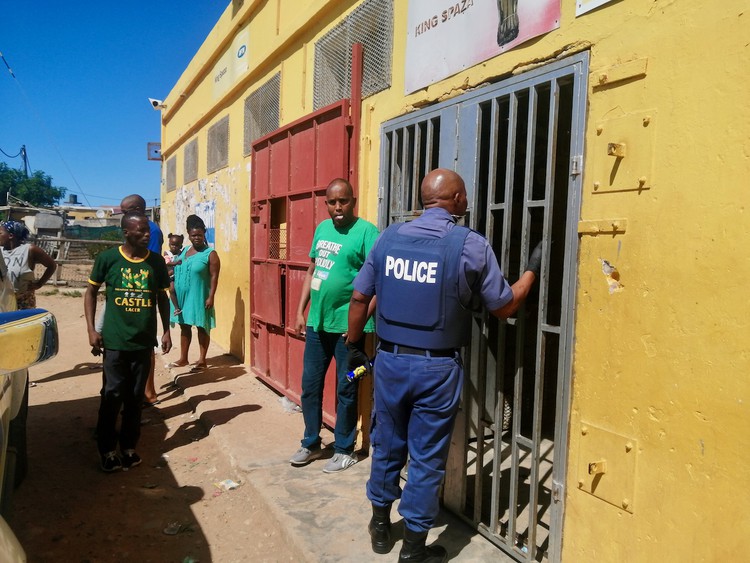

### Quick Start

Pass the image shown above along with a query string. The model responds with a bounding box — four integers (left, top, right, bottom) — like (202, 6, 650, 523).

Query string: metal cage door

(378, 52, 589, 562)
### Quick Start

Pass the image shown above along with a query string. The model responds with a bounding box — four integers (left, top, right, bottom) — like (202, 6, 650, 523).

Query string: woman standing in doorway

(0, 220, 57, 309)
(168, 215, 220, 371)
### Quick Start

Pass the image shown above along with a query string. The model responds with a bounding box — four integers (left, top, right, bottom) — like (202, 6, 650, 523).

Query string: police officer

(347, 168, 542, 562)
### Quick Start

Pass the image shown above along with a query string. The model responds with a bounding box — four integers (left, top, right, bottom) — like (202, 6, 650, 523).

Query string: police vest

(374, 223, 471, 349)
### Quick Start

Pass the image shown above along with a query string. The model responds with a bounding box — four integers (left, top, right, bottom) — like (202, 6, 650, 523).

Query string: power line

(1, 51, 161, 210)
(0, 49, 93, 206)
(1, 145, 30, 177)
(0, 147, 22, 159)
(0, 51, 15, 78)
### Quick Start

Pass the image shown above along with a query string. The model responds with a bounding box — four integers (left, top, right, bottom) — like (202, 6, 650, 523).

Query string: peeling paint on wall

(195, 200, 216, 245)
(171, 166, 243, 252)
(173, 187, 198, 236)
(600, 258, 623, 293)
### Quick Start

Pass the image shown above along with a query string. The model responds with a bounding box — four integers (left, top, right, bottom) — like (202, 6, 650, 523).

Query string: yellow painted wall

(161, 0, 750, 559)
(564, 4, 750, 561)
(361, 2, 750, 559)
(159, 0, 364, 359)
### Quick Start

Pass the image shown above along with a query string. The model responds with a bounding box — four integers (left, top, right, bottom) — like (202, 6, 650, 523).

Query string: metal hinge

(570, 155, 583, 176)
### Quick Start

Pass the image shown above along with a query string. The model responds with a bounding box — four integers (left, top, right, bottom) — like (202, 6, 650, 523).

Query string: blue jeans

(300, 327, 359, 454)
(366, 349, 463, 533)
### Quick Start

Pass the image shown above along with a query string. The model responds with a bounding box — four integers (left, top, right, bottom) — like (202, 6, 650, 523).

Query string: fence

(32, 236, 120, 287)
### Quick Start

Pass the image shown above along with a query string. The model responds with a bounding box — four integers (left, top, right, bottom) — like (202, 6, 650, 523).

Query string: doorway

(378, 52, 589, 562)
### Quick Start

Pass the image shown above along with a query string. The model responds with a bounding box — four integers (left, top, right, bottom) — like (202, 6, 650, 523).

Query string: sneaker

(323, 452, 358, 473)
(289, 446, 322, 466)
(100, 451, 122, 472)
(121, 449, 142, 470)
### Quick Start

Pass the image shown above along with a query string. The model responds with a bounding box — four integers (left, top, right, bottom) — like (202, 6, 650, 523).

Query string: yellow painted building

(160, 1, 749, 560)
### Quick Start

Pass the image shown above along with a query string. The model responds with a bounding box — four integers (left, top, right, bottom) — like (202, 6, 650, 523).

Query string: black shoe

(121, 449, 142, 470)
(399, 528, 447, 563)
(369, 504, 393, 554)
(100, 451, 122, 472)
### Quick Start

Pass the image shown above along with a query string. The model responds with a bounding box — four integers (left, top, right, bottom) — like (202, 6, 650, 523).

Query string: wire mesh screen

(313, 0, 393, 110)
(184, 138, 198, 183)
(244, 72, 281, 155)
(268, 227, 287, 260)
(166, 155, 177, 192)
(207, 115, 230, 173)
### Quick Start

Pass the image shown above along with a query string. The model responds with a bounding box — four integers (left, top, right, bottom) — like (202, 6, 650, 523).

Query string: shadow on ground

(10, 391, 214, 562)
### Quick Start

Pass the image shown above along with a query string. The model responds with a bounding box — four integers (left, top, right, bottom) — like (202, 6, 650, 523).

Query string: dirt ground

(8, 291, 304, 563)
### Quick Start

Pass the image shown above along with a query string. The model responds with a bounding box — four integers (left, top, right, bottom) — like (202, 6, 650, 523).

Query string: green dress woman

(169, 215, 220, 370)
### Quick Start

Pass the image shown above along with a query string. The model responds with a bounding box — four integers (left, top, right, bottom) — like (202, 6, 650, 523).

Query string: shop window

(207, 115, 230, 173)
(244, 72, 281, 156)
(166, 155, 177, 192)
(184, 138, 198, 183)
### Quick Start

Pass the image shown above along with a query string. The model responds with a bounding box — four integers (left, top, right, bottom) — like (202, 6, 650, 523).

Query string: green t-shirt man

(307, 217, 379, 333)
(88, 246, 171, 351)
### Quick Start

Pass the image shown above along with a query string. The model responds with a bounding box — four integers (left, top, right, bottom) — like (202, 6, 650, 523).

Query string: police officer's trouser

(366, 349, 463, 533)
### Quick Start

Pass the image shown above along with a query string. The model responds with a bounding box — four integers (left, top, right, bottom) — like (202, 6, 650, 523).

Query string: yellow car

(0, 253, 58, 561)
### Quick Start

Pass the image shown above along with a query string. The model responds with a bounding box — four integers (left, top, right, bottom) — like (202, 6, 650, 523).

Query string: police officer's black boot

(398, 527, 447, 563)
(368, 504, 393, 554)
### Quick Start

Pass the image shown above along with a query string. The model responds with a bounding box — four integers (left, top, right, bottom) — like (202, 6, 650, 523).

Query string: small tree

(0, 162, 66, 207)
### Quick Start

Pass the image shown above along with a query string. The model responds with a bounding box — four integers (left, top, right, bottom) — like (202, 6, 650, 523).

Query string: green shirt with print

(307, 217, 378, 334)
(89, 246, 171, 351)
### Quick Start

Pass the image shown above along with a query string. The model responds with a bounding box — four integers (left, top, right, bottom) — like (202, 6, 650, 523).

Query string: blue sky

(1, 2, 228, 209)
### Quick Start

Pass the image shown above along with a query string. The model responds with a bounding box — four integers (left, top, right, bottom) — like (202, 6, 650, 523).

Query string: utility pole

(20, 145, 29, 178)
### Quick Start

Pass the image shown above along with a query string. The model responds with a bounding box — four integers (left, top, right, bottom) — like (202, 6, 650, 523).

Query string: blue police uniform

(147, 219, 163, 254)
(353, 207, 513, 534)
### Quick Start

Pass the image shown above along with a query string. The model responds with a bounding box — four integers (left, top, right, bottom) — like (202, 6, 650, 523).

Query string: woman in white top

(0, 220, 57, 309)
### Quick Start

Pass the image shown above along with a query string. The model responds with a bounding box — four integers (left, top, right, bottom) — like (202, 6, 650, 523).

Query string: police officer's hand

(346, 339, 369, 371)
(527, 241, 543, 277)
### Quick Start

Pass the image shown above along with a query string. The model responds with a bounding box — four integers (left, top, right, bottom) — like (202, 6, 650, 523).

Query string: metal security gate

(250, 100, 353, 425)
(378, 52, 589, 562)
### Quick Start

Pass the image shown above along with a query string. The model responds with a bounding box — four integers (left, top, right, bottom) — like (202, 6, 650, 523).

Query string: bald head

(121, 194, 146, 214)
(421, 169, 467, 216)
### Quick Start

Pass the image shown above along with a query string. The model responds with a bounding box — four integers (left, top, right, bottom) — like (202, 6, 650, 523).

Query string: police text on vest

(385, 256, 438, 283)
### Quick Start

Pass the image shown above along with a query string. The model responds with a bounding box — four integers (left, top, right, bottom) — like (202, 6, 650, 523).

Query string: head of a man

(120, 194, 147, 215)
(121, 213, 151, 250)
(325, 179, 357, 228)
(420, 168, 468, 217)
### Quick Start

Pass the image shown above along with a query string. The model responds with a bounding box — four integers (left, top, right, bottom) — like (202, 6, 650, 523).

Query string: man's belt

(378, 340, 458, 358)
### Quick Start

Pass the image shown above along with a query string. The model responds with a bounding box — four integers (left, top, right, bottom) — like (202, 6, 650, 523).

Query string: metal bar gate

(378, 52, 589, 562)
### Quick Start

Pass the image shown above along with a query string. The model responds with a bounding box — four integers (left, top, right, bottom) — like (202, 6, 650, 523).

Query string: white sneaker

(289, 446, 322, 466)
(323, 452, 358, 473)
